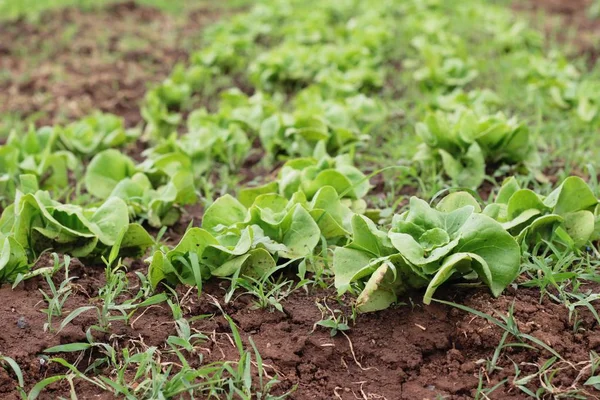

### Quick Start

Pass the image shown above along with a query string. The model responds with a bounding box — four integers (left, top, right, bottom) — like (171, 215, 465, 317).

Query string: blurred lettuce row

(406, 33, 479, 91)
(145, 88, 277, 174)
(141, 0, 398, 141)
(147, 185, 357, 289)
(400, 2, 539, 91)
(514, 53, 600, 123)
(58, 112, 139, 156)
(248, 7, 395, 94)
(144, 85, 386, 163)
(140, 2, 285, 139)
(0, 112, 137, 204)
(258, 87, 386, 159)
(0, 188, 154, 283)
(239, 142, 370, 207)
(400, 1, 598, 124)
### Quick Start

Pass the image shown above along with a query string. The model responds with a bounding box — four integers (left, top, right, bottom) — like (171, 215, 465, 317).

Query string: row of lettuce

(1, 0, 600, 310)
(1, 168, 599, 311)
(141, 0, 600, 188)
(2, 0, 598, 207)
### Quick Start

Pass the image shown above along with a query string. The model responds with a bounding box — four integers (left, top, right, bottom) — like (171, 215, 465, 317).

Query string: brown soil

(516, 0, 600, 64)
(0, 1, 222, 128)
(1, 253, 599, 399)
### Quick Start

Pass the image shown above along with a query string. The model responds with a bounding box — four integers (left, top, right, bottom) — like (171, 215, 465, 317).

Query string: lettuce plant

(84, 150, 197, 228)
(148, 186, 353, 288)
(246, 3, 394, 94)
(0, 191, 153, 262)
(249, 42, 383, 93)
(143, 89, 277, 174)
(143, 121, 251, 180)
(189, 4, 273, 74)
(259, 89, 383, 158)
(239, 145, 370, 208)
(407, 34, 478, 90)
(277, 153, 369, 200)
(433, 89, 502, 114)
(485, 18, 543, 52)
(484, 176, 599, 249)
(511, 53, 600, 122)
(141, 89, 183, 142)
(140, 64, 209, 141)
(334, 193, 521, 312)
(193, 89, 280, 134)
(573, 80, 600, 123)
(516, 54, 580, 109)
(0, 126, 78, 202)
(139, 2, 276, 141)
(59, 112, 138, 156)
(414, 106, 536, 187)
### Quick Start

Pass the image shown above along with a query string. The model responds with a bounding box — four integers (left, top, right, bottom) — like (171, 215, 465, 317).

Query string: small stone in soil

(17, 316, 29, 329)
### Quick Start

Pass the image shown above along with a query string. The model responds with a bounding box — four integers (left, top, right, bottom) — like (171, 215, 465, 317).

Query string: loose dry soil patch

(0, 1, 221, 128)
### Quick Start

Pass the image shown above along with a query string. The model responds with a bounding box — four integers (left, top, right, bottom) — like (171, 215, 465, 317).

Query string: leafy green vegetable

(334, 193, 521, 312)
(433, 89, 503, 114)
(239, 145, 370, 212)
(85, 150, 197, 228)
(141, 88, 183, 142)
(414, 106, 537, 187)
(142, 88, 278, 177)
(0, 126, 78, 202)
(278, 154, 369, 200)
(198, 88, 280, 134)
(250, 42, 384, 94)
(516, 54, 579, 109)
(484, 176, 599, 249)
(148, 186, 353, 288)
(259, 87, 384, 158)
(407, 34, 478, 90)
(247, 6, 393, 94)
(1, 190, 153, 262)
(0, 234, 28, 283)
(140, 1, 277, 140)
(58, 112, 138, 156)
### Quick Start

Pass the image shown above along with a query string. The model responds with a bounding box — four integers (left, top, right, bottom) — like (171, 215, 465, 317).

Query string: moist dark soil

(0, 1, 223, 128)
(1, 251, 599, 399)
